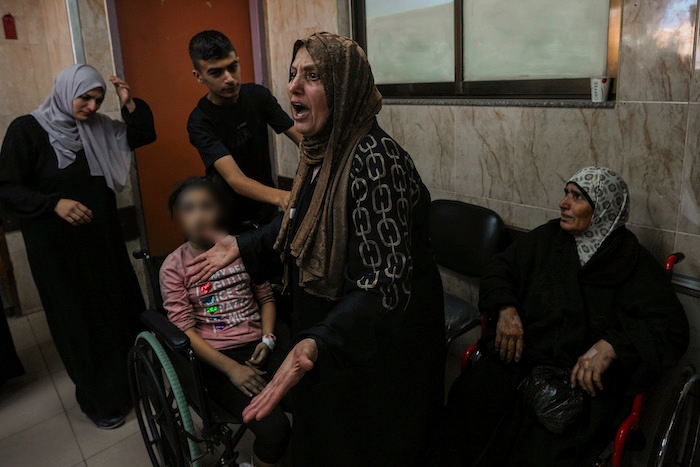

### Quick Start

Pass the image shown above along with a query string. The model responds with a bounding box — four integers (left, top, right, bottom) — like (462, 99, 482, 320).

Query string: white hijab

(568, 166, 630, 266)
(31, 64, 132, 192)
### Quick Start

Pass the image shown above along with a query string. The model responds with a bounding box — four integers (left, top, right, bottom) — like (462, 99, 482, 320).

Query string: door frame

(103, 0, 271, 257)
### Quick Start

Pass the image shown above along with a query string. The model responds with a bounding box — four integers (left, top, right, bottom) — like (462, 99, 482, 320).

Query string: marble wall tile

(428, 188, 558, 232)
(77, 0, 105, 30)
(265, 0, 338, 34)
(593, 103, 687, 230)
(690, 0, 700, 101)
(618, 0, 696, 102)
(18, 1, 46, 45)
(75, 0, 116, 109)
(82, 27, 119, 113)
(0, 115, 15, 141)
(0, 0, 23, 17)
(617, 103, 686, 230)
(29, 43, 53, 99)
(384, 105, 455, 192)
(515, 107, 594, 208)
(376, 107, 394, 136)
(453, 106, 595, 210)
(0, 43, 43, 116)
(273, 133, 300, 178)
(264, 0, 342, 181)
(453, 106, 523, 201)
(481, 199, 560, 232)
(266, 24, 295, 101)
(675, 233, 700, 277)
(626, 224, 677, 264)
(679, 103, 700, 235)
(588, 106, 623, 164)
(41, 0, 74, 76)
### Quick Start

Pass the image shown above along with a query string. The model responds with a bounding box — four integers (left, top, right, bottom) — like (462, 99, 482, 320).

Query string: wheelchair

(459, 252, 700, 467)
(128, 249, 250, 467)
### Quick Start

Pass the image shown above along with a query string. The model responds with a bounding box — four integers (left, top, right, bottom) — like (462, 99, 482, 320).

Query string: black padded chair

(429, 200, 508, 348)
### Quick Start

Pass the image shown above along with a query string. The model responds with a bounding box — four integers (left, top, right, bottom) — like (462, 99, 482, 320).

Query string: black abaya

(240, 125, 445, 466)
(0, 99, 156, 417)
(435, 220, 689, 466)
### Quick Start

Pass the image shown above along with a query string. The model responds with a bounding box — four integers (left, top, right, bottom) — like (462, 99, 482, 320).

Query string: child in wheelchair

(159, 177, 290, 467)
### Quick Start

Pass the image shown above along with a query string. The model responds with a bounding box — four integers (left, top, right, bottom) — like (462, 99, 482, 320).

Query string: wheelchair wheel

(129, 332, 201, 467)
(650, 366, 700, 466)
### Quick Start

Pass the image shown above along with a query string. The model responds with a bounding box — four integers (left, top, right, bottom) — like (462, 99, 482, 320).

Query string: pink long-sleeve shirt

(159, 242, 274, 351)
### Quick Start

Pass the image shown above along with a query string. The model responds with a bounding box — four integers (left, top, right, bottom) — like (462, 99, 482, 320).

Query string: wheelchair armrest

(140, 310, 190, 351)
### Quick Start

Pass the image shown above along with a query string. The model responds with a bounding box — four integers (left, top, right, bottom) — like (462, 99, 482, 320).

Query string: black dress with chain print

(238, 122, 445, 466)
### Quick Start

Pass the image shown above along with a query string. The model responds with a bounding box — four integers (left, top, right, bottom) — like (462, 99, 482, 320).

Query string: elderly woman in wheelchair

(435, 167, 690, 467)
(159, 177, 290, 467)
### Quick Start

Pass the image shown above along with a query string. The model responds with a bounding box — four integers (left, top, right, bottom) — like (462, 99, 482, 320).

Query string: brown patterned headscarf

(274, 32, 383, 300)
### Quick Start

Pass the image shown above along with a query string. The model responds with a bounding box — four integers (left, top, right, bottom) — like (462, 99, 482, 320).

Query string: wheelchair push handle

(132, 249, 151, 261)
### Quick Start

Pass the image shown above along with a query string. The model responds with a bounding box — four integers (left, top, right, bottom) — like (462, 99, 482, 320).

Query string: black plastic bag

(517, 365, 585, 434)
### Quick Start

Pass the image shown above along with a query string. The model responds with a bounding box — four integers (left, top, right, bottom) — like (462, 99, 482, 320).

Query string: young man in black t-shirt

(187, 30, 301, 232)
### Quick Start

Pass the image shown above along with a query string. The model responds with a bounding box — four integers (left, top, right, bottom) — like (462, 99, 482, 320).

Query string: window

(352, 0, 620, 99)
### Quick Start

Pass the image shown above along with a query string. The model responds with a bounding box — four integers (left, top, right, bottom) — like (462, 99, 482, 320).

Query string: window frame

(351, 0, 621, 100)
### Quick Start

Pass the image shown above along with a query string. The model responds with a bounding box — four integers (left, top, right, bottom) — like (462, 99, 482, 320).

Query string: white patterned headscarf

(31, 64, 132, 192)
(568, 166, 630, 266)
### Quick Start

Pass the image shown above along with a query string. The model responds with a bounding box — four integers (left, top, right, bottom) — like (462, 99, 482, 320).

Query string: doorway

(112, 0, 257, 255)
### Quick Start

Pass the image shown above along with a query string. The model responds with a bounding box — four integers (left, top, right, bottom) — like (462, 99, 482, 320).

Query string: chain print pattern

(350, 134, 421, 313)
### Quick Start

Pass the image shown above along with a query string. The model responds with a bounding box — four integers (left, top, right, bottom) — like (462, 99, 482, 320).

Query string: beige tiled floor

(2, 310, 259, 467)
(0, 311, 150, 466)
(2, 310, 474, 467)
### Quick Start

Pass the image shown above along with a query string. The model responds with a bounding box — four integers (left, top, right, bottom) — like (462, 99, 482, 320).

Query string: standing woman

(0, 64, 156, 429)
(189, 33, 445, 465)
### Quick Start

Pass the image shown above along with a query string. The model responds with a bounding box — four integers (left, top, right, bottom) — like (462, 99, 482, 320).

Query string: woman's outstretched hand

(108, 76, 135, 112)
(495, 306, 525, 363)
(186, 234, 240, 283)
(570, 339, 617, 397)
(242, 338, 318, 423)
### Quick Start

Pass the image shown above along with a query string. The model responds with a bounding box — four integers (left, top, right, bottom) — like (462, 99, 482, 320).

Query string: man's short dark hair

(189, 30, 236, 69)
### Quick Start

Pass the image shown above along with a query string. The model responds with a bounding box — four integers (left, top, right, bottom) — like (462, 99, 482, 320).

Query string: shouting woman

(188, 33, 445, 466)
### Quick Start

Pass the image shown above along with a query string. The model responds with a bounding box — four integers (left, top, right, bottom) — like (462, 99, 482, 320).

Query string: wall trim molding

(103, 0, 150, 256)
(674, 274, 700, 298)
(249, 0, 268, 87)
(65, 0, 85, 63)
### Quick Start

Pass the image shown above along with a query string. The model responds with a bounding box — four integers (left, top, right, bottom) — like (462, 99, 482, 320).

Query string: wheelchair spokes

(129, 343, 190, 467)
(652, 368, 700, 466)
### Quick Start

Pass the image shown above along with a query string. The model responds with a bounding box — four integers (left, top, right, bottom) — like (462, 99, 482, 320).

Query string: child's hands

(227, 362, 267, 397)
(247, 342, 271, 367)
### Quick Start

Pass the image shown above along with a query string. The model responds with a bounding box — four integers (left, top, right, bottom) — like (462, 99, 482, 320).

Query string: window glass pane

(366, 0, 454, 84)
(463, 0, 610, 81)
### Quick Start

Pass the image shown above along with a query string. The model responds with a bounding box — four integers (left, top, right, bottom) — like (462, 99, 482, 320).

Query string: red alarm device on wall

(3, 14, 17, 40)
